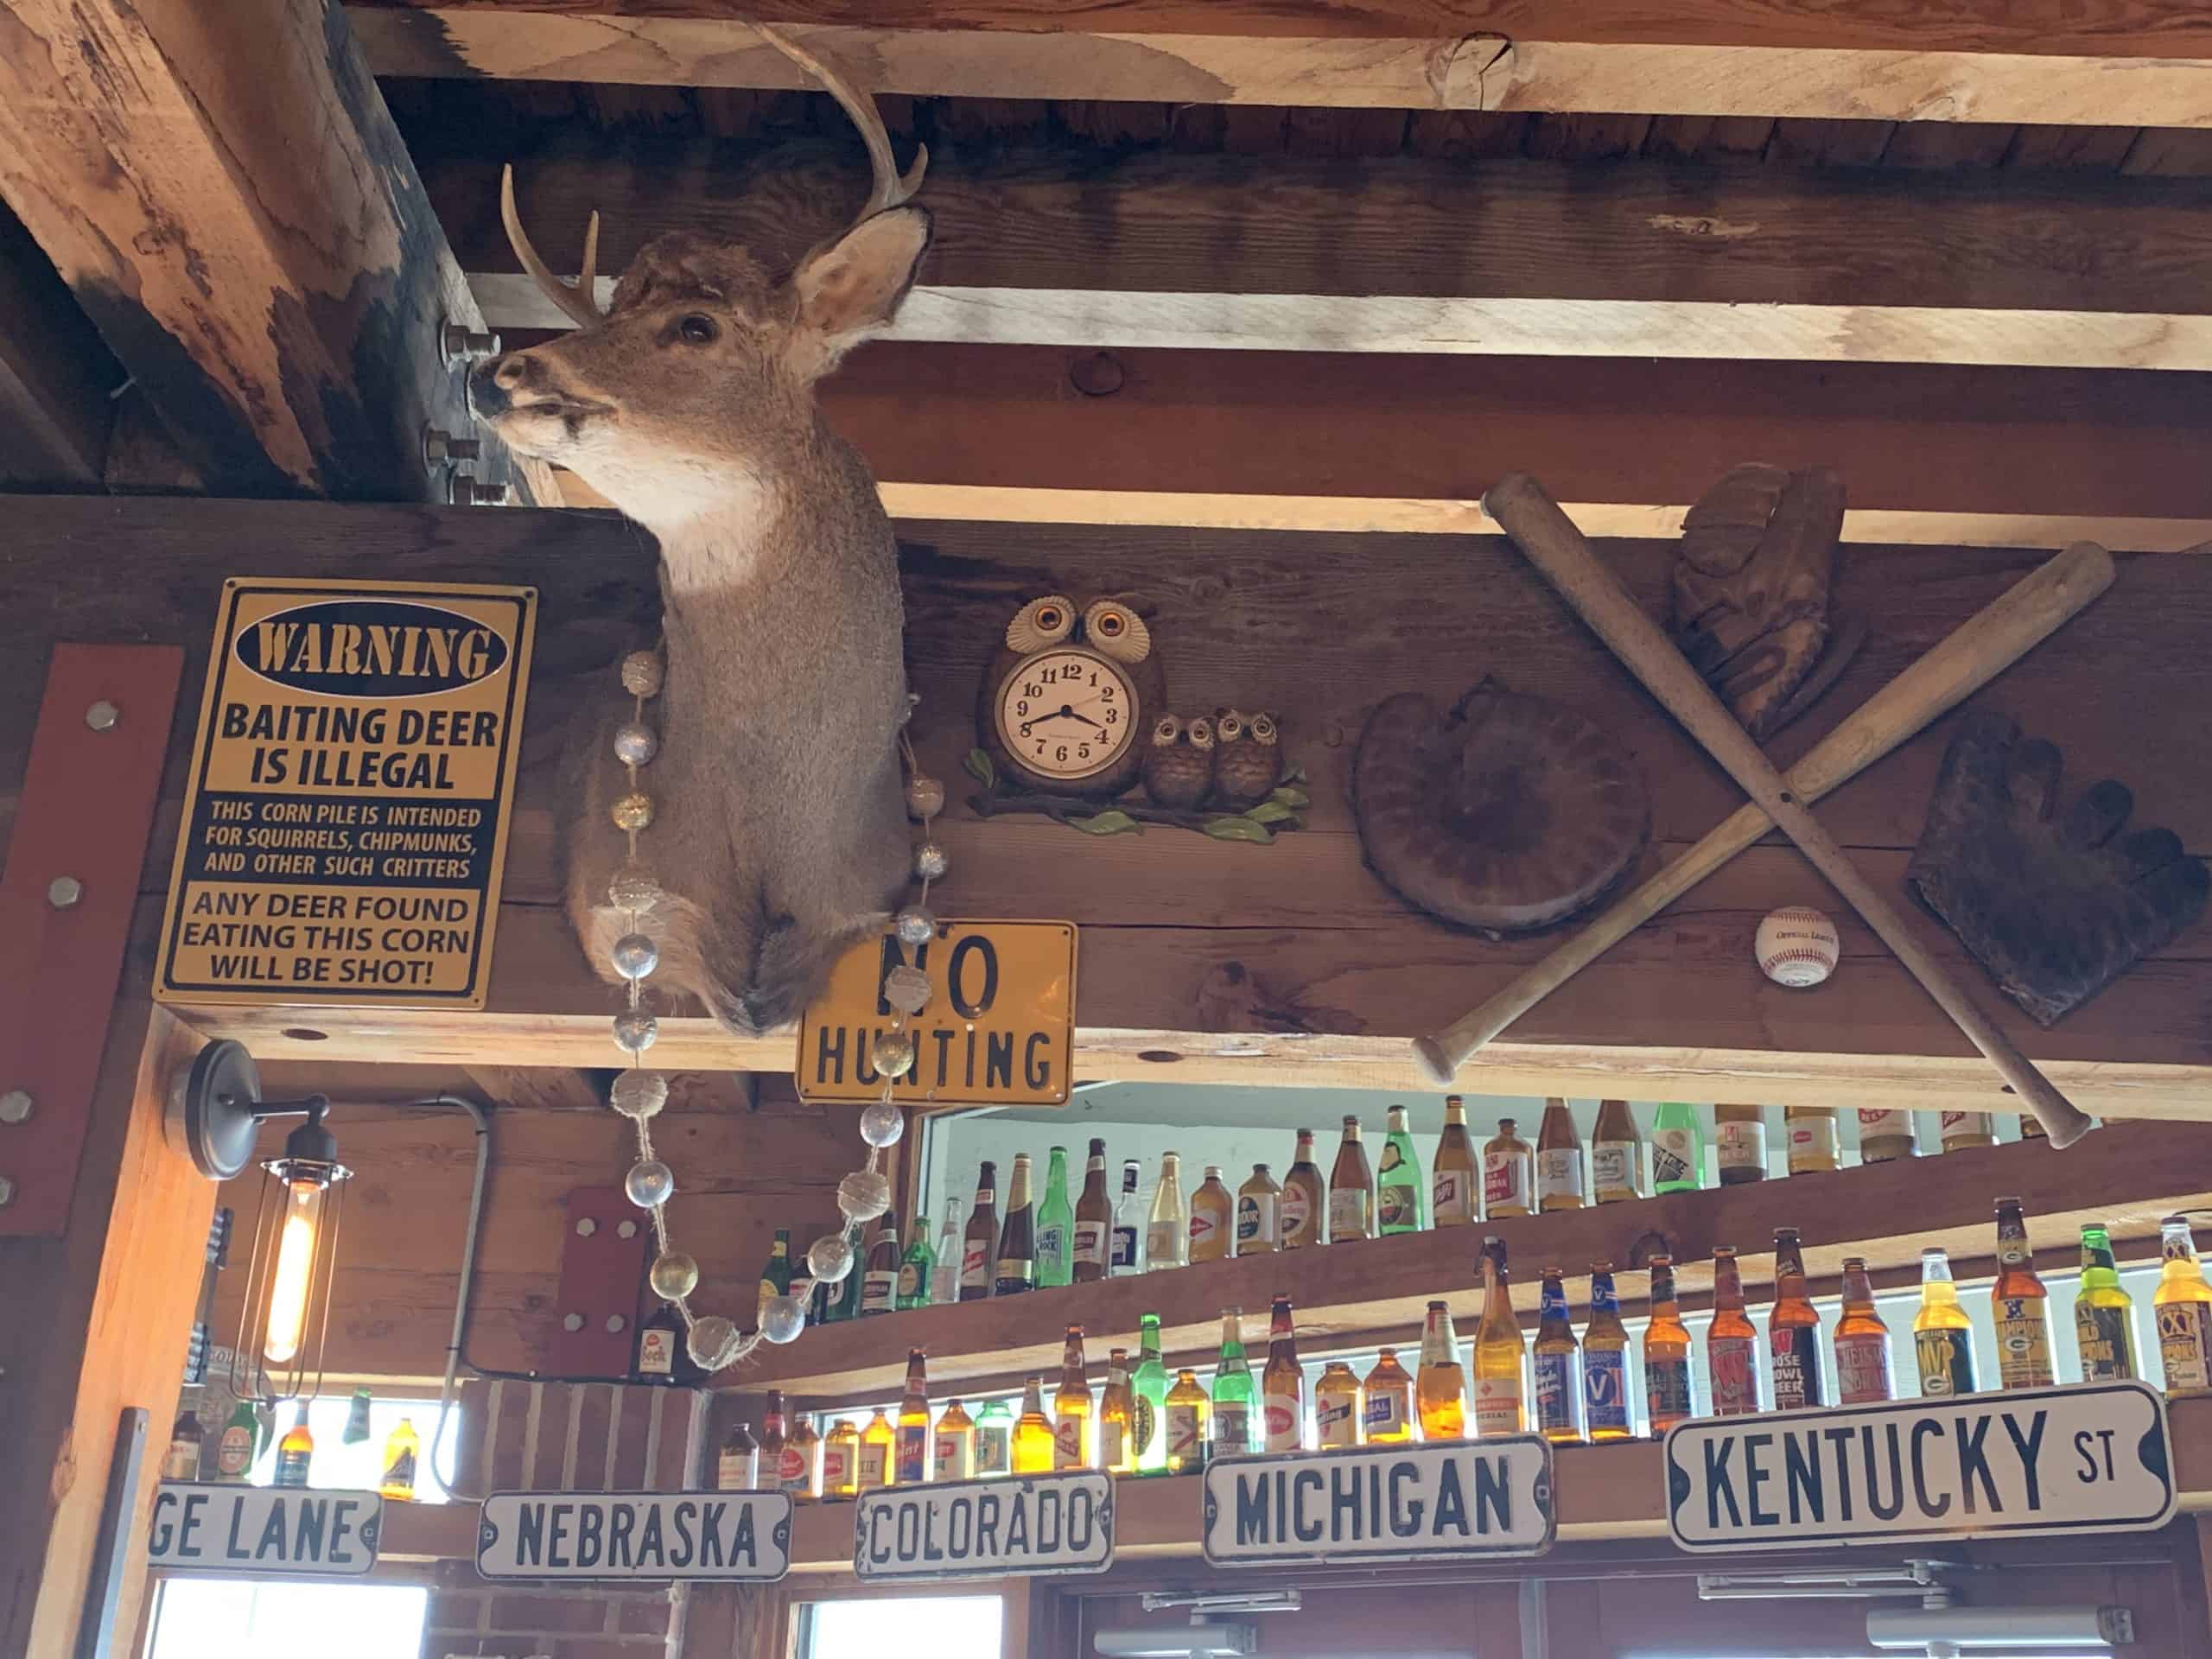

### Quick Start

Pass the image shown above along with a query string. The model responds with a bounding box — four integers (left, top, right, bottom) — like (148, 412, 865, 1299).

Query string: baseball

(1756, 906, 1841, 988)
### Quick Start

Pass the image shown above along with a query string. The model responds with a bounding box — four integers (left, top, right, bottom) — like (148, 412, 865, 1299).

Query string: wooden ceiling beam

(0, 204, 116, 490)
(350, 7, 2212, 127)
(0, 0, 543, 501)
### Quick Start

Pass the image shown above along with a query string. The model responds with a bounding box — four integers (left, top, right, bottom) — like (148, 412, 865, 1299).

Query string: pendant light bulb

(263, 1176, 326, 1365)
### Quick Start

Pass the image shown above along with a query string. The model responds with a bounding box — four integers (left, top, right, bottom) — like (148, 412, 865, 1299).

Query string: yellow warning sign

(155, 578, 537, 1008)
(797, 921, 1077, 1106)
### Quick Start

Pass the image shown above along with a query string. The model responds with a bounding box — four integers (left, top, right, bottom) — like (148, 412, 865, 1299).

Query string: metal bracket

(545, 1185, 652, 1376)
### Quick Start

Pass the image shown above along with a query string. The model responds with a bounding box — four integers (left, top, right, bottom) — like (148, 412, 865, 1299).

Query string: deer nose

(467, 351, 537, 417)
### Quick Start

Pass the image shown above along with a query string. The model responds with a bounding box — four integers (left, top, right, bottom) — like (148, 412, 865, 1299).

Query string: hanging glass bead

(625, 1159, 675, 1208)
(913, 842, 950, 881)
(648, 1250, 699, 1300)
(760, 1294, 806, 1344)
(858, 1100, 906, 1149)
(882, 963, 931, 1015)
(613, 721, 659, 766)
(806, 1232, 855, 1284)
(838, 1169, 893, 1224)
(871, 1031, 917, 1080)
(613, 1009, 658, 1053)
(893, 906, 936, 948)
(609, 1070, 668, 1120)
(611, 792, 655, 832)
(610, 932, 659, 981)
(904, 776, 944, 819)
(686, 1314, 738, 1371)
(608, 866, 662, 912)
(621, 651, 665, 698)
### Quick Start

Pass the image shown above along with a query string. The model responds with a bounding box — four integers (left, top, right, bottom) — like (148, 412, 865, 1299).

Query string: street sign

(854, 1471, 1114, 1582)
(149, 1484, 382, 1575)
(475, 1491, 792, 1582)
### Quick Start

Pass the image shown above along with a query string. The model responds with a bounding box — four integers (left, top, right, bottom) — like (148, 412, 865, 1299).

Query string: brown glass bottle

(1769, 1228, 1824, 1410)
(860, 1211, 901, 1316)
(1940, 1111, 1996, 1154)
(959, 1161, 998, 1302)
(760, 1390, 789, 1486)
(1482, 1117, 1535, 1219)
(1262, 1295, 1305, 1452)
(1590, 1099, 1643, 1204)
(1643, 1255, 1694, 1436)
(1993, 1196, 2056, 1388)
(1327, 1117, 1376, 1243)
(1281, 1130, 1326, 1249)
(1707, 1247, 1759, 1416)
(1535, 1098, 1584, 1212)
(1236, 1165, 1281, 1255)
(1834, 1257, 1893, 1404)
(1073, 1138, 1112, 1283)
(1432, 1096, 1478, 1227)
(1713, 1103, 1768, 1185)
(1857, 1109, 1919, 1164)
(1189, 1165, 1235, 1263)
(1784, 1106, 1840, 1173)
(995, 1153, 1036, 1296)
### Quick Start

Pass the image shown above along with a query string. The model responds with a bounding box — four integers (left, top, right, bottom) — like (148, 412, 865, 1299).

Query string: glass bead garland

(594, 650, 947, 1376)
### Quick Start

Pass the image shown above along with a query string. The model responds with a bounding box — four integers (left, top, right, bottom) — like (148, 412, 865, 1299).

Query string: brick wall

(423, 1379, 709, 1659)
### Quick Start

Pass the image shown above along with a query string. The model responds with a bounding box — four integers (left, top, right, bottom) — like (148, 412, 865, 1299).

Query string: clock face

(996, 647, 1138, 782)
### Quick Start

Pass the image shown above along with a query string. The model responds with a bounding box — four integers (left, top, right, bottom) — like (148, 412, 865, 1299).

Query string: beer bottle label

(1769, 1325, 1824, 1409)
(1649, 1127, 1695, 1188)
(273, 1448, 311, 1489)
(1109, 1224, 1139, 1269)
(861, 1269, 897, 1312)
(1532, 1351, 1577, 1433)
(1715, 1121, 1763, 1173)
(1431, 1168, 1471, 1225)
(718, 1449, 753, 1490)
(1053, 1416, 1085, 1469)
(1327, 1187, 1370, 1238)
(1589, 1141, 1635, 1194)
(1377, 1179, 1420, 1231)
(1363, 1389, 1407, 1438)
(1036, 1224, 1068, 1274)
(1096, 1418, 1127, 1471)
(1236, 1192, 1277, 1249)
(1997, 1300, 2056, 1387)
(1212, 1402, 1251, 1454)
(778, 1445, 810, 1488)
(1786, 1120, 1835, 1160)
(1582, 1349, 1629, 1434)
(2158, 1303, 2212, 1391)
(895, 1262, 920, 1299)
(1146, 1219, 1181, 1263)
(1535, 1148, 1583, 1204)
(1835, 1332, 1892, 1404)
(897, 1424, 930, 1484)
(637, 1328, 675, 1376)
(1916, 1328, 1975, 1396)
(1940, 1110, 1993, 1140)
(821, 1442, 853, 1491)
(162, 1440, 201, 1481)
(974, 1423, 1011, 1476)
(1166, 1403, 1206, 1465)
(932, 1432, 970, 1481)
(384, 1446, 418, 1491)
(2075, 1304, 2137, 1381)
(1263, 1389, 1301, 1452)
(217, 1426, 254, 1478)
(1646, 1357, 1693, 1430)
(995, 1256, 1033, 1288)
(1279, 1185, 1313, 1242)
(1315, 1392, 1358, 1447)
(1708, 1335, 1758, 1415)
(1481, 1150, 1524, 1211)
(1858, 1109, 1909, 1134)
(1471, 1375, 1522, 1437)
(1187, 1208, 1222, 1255)
(1073, 1221, 1107, 1267)
(856, 1442, 889, 1490)
(960, 1243, 990, 1289)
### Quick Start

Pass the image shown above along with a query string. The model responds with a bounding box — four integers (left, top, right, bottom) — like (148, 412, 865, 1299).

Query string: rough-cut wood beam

(0, 0, 542, 500)
(0, 204, 115, 488)
(351, 9, 2212, 127)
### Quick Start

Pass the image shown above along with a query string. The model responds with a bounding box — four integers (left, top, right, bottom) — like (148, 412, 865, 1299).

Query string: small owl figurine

(1141, 714, 1215, 809)
(1210, 708, 1284, 810)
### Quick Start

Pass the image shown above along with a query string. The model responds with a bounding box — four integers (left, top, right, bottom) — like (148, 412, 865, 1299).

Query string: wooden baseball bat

(1468, 474, 2103, 1147)
(1413, 535, 2113, 1089)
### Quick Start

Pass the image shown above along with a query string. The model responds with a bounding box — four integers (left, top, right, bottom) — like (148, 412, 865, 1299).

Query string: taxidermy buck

(470, 32, 928, 1035)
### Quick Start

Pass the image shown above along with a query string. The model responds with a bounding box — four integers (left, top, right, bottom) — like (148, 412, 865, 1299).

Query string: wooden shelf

(738, 1122, 2212, 1402)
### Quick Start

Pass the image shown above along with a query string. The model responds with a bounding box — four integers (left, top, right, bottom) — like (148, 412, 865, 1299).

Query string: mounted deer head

(469, 28, 930, 1036)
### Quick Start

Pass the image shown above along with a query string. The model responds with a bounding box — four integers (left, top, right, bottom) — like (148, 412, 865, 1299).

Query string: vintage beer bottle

(1582, 1265, 1633, 1440)
(1053, 1325, 1094, 1468)
(1535, 1098, 1585, 1211)
(929, 1195, 964, 1306)
(1236, 1165, 1281, 1255)
(1993, 1197, 2056, 1388)
(1363, 1348, 1415, 1444)
(1165, 1369, 1211, 1473)
(1097, 1352, 1137, 1474)
(215, 1401, 258, 1480)
(1472, 1237, 1528, 1435)
(857, 1408, 895, 1491)
(1376, 1105, 1425, 1234)
(1314, 1362, 1363, 1448)
(1109, 1159, 1143, 1274)
(1134, 1311, 1170, 1471)
(861, 1211, 901, 1315)
(1281, 1130, 1327, 1249)
(898, 1214, 935, 1311)
(1834, 1257, 1894, 1403)
(1415, 1300, 1468, 1441)
(995, 1154, 1038, 1295)
(1189, 1165, 1235, 1263)
(162, 1408, 205, 1481)
(380, 1418, 420, 1498)
(2018, 1112, 2048, 1141)
(1914, 1248, 1977, 1396)
(1643, 1255, 1694, 1436)
(972, 1396, 1014, 1478)
(1940, 1110, 1996, 1153)
(1531, 1267, 1582, 1444)
(636, 1301, 682, 1380)
(273, 1404, 314, 1488)
(932, 1399, 976, 1483)
(783, 1415, 823, 1502)
(2075, 1224, 2139, 1381)
(2157, 1215, 2212, 1396)
(760, 1390, 790, 1488)
(896, 1350, 932, 1483)
(1784, 1106, 1840, 1173)
(821, 1419, 860, 1499)
(1482, 1116, 1534, 1219)
(1328, 1117, 1376, 1242)
(1147, 1151, 1189, 1269)
(1857, 1109, 1918, 1164)
(827, 1254, 864, 1325)
(960, 1161, 998, 1302)
(1707, 1247, 1760, 1416)
(1036, 1146, 1076, 1287)
(1212, 1308, 1257, 1456)
(1433, 1096, 1478, 1226)
(1262, 1295, 1306, 1452)
(1769, 1228, 1825, 1410)
(1073, 1139, 1112, 1282)
(756, 1228, 793, 1329)
(1012, 1378, 1055, 1475)
(1713, 1103, 1767, 1185)
(1649, 1103, 1702, 1194)
(1590, 1099, 1643, 1203)
(716, 1420, 760, 1491)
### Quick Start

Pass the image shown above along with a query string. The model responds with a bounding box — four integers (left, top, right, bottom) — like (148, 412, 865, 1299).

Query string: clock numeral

(1024, 682, 1043, 699)
(1104, 708, 1118, 724)
(1055, 745, 1069, 763)
(1078, 744, 1092, 760)
(1015, 699, 1030, 715)
(1040, 667, 1059, 685)
(1035, 740, 1046, 756)
(1099, 685, 1114, 701)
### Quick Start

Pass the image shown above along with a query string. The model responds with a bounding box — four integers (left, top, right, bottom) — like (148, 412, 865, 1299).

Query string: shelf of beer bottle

(737, 1122, 2212, 1404)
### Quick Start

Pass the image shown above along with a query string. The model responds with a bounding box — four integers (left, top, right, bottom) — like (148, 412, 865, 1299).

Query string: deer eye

(677, 314, 720, 346)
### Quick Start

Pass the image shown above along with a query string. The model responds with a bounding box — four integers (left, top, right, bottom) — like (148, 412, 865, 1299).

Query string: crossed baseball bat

(1414, 474, 2113, 1147)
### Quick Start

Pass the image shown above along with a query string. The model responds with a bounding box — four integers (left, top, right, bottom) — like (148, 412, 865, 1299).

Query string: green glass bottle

(2075, 1223, 2139, 1381)
(757, 1229, 793, 1329)
(897, 1215, 936, 1311)
(1036, 1146, 1075, 1288)
(972, 1395, 1014, 1477)
(1132, 1312, 1170, 1473)
(1376, 1105, 1425, 1235)
(1211, 1307, 1256, 1457)
(1649, 1102, 1703, 1195)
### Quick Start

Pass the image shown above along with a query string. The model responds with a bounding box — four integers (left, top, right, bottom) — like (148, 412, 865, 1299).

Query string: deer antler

(751, 22, 927, 220)
(501, 163, 606, 328)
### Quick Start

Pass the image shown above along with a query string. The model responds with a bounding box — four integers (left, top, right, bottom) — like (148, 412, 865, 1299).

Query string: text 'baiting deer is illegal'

(470, 29, 929, 1036)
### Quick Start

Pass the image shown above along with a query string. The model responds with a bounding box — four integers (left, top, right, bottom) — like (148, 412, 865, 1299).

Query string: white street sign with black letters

(476, 1491, 792, 1581)
(1665, 1381, 2175, 1552)
(149, 1484, 383, 1575)
(854, 1471, 1114, 1581)
(1202, 1439, 1555, 1567)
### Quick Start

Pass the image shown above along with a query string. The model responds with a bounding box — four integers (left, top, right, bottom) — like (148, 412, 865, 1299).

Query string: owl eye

(1216, 712, 1244, 742)
(1006, 595, 1077, 655)
(1083, 600, 1153, 664)
(1153, 715, 1181, 743)
(1249, 713, 1279, 742)
(1186, 716, 1214, 747)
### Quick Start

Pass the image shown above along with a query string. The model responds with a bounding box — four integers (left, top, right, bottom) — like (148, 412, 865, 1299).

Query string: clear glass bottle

(1713, 1103, 1767, 1185)
(2157, 1215, 2212, 1397)
(1189, 1164, 1234, 1263)
(1211, 1308, 1256, 1457)
(1644, 1255, 1694, 1436)
(1097, 1351, 1135, 1474)
(1109, 1159, 1143, 1274)
(1914, 1248, 1977, 1397)
(1531, 1267, 1581, 1445)
(1784, 1106, 1840, 1174)
(1482, 1117, 1535, 1219)
(1146, 1152, 1188, 1270)
(1133, 1311, 1170, 1471)
(932, 1399, 976, 1483)
(1432, 1096, 1478, 1226)
(2075, 1223, 2139, 1382)
(1036, 1146, 1076, 1288)
(1052, 1325, 1093, 1467)
(1582, 1265, 1632, 1441)
(1314, 1363, 1363, 1448)
(1363, 1348, 1414, 1444)
(1857, 1109, 1919, 1164)
(972, 1396, 1014, 1478)
(1328, 1117, 1376, 1242)
(1940, 1110, 1996, 1153)
(1834, 1257, 1893, 1404)
(1708, 1247, 1759, 1416)
(1535, 1098, 1584, 1211)
(1164, 1369, 1211, 1473)
(1591, 1099, 1643, 1203)
(1236, 1165, 1281, 1255)
(1993, 1196, 2056, 1389)
(1376, 1105, 1425, 1234)
(1415, 1300, 1467, 1442)
(1073, 1139, 1112, 1283)
(1262, 1295, 1305, 1452)
(1649, 1103, 1702, 1194)
(1769, 1228, 1824, 1410)
(1012, 1379, 1055, 1475)
(929, 1196, 965, 1306)
(1472, 1237, 1527, 1436)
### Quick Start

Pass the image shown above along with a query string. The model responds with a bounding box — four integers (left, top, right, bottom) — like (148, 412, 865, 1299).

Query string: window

(147, 1581, 427, 1659)
(798, 1594, 1004, 1659)
(234, 1394, 455, 1501)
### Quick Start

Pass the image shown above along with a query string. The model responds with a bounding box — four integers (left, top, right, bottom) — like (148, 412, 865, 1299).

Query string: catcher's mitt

(1905, 710, 2209, 1027)
(1672, 462, 1851, 741)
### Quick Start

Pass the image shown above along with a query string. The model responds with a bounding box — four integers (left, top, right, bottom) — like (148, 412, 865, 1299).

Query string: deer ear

(790, 206, 931, 377)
